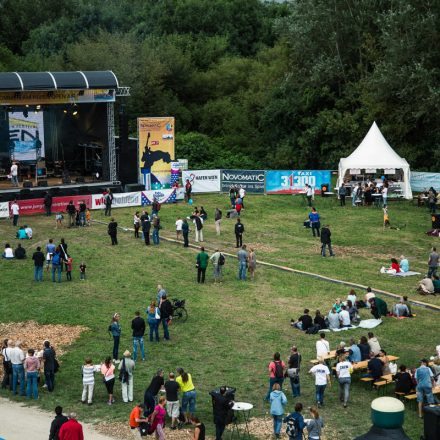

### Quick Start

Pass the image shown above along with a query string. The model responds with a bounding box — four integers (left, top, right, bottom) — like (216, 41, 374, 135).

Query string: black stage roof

(0, 71, 119, 91)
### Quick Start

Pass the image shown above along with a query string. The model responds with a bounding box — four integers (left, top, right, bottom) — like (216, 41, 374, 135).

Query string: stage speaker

(62, 178, 71, 184)
(423, 405, 440, 439)
(432, 214, 440, 229)
(38, 180, 48, 187)
(23, 180, 33, 188)
(75, 177, 85, 183)
(124, 183, 145, 192)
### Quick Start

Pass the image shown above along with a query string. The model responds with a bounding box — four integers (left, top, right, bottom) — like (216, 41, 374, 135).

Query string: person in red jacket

(58, 413, 84, 440)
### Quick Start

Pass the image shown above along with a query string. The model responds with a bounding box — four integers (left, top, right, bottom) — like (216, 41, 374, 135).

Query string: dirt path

(0, 398, 115, 440)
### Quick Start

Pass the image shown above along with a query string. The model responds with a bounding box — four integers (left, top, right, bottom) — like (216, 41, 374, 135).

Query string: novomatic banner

(182, 170, 221, 193)
(265, 170, 331, 194)
(92, 192, 141, 210)
(410, 171, 440, 192)
(221, 169, 265, 193)
(138, 117, 175, 189)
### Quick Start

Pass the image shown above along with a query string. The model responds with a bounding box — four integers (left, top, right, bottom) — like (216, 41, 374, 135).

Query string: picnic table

(310, 350, 337, 364)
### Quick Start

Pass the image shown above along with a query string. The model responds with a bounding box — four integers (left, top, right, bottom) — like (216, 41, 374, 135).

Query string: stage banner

(176, 187, 185, 200)
(0, 202, 9, 218)
(265, 170, 331, 194)
(410, 171, 440, 192)
(221, 169, 265, 193)
(12, 195, 92, 215)
(92, 192, 141, 210)
(182, 170, 221, 193)
(138, 117, 175, 189)
(141, 189, 177, 205)
(9, 111, 45, 160)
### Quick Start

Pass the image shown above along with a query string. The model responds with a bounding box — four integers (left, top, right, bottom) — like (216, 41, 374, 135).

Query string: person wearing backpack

(119, 350, 135, 403)
(306, 406, 324, 440)
(210, 249, 224, 283)
(283, 402, 305, 440)
(265, 352, 285, 401)
(51, 247, 62, 283)
(270, 383, 287, 439)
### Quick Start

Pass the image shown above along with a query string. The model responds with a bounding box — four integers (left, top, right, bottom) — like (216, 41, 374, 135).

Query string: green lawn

(0, 194, 437, 439)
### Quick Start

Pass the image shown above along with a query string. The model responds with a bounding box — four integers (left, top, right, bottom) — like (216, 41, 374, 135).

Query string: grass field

(0, 194, 438, 439)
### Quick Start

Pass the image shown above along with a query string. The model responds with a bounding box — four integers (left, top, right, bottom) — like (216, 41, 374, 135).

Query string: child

(55, 212, 64, 229)
(66, 257, 73, 281)
(383, 207, 390, 228)
(81, 358, 100, 405)
(86, 209, 91, 226)
(79, 262, 87, 280)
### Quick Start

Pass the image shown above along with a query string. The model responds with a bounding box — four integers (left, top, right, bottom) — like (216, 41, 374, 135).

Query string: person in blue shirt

(415, 359, 435, 418)
(270, 383, 287, 438)
(109, 313, 121, 361)
(348, 339, 362, 363)
(16, 227, 28, 239)
(308, 207, 320, 237)
(283, 402, 305, 440)
(399, 255, 410, 273)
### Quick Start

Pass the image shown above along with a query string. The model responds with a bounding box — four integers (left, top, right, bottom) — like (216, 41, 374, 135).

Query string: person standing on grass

(131, 311, 146, 362)
(144, 370, 165, 416)
(119, 350, 135, 403)
(49, 406, 68, 440)
(66, 256, 73, 281)
(339, 183, 346, 206)
(320, 225, 334, 257)
(214, 207, 222, 236)
(210, 249, 223, 283)
(270, 383, 287, 439)
(415, 358, 435, 418)
(309, 359, 331, 408)
(176, 217, 183, 240)
(108, 218, 118, 245)
(287, 346, 302, 398)
(43, 340, 56, 392)
(10, 161, 18, 187)
(24, 348, 40, 399)
(189, 416, 206, 440)
(32, 246, 45, 281)
(284, 402, 305, 440)
(104, 189, 113, 216)
(44, 192, 53, 217)
(182, 218, 189, 247)
(156, 284, 167, 304)
(309, 207, 320, 237)
(304, 184, 313, 207)
(134, 211, 141, 238)
(427, 247, 439, 278)
(109, 313, 121, 361)
(142, 212, 151, 246)
(150, 395, 167, 440)
(151, 198, 161, 217)
(237, 245, 248, 281)
(160, 294, 173, 341)
(79, 200, 87, 226)
(51, 246, 62, 283)
(101, 356, 116, 405)
(193, 213, 204, 243)
(10, 200, 19, 226)
(235, 218, 244, 248)
(335, 355, 352, 408)
(196, 246, 209, 284)
(229, 186, 236, 208)
(10, 341, 25, 396)
(165, 373, 180, 430)
(265, 352, 285, 401)
(81, 358, 100, 405)
(58, 413, 84, 440)
(176, 367, 197, 424)
(306, 407, 324, 440)
(1, 339, 12, 390)
(185, 179, 192, 202)
(46, 239, 56, 272)
(248, 248, 256, 280)
(79, 262, 87, 280)
(147, 300, 161, 342)
(152, 214, 161, 245)
(210, 386, 234, 439)
(66, 201, 76, 227)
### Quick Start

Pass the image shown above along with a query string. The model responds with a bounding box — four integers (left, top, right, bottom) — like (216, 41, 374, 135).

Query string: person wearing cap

(58, 412, 83, 440)
(210, 386, 234, 439)
(119, 350, 135, 403)
(415, 358, 435, 418)
(130, 403, 149, 436)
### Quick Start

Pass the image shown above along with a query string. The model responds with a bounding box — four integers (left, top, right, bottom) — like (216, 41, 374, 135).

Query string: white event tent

(337, 122, 412, 199)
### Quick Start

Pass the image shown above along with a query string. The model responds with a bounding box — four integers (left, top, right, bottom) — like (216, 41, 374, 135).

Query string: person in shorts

(165, 372, 180, 429)
(46, 239, 56, 272)
(415, 358, 435, 418)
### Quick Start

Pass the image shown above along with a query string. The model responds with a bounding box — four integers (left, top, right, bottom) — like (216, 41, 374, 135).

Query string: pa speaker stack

(23, 180, 33, 188)
(423, 405, 440, 439)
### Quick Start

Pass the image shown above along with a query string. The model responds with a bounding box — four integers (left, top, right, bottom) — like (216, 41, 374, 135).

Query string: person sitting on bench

(367, 355, 384, 381)
(393, 365, 414, 395)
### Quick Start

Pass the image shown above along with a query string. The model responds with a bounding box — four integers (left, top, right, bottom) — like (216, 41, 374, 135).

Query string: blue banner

(410, 171, 440, 192)
(265, 170, 331, 194)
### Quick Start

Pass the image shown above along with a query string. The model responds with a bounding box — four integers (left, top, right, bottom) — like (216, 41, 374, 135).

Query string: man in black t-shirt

(210, 386, 234, 440)
(164, 373, 180, 429)
(144, 370, 164, 415)
(288, 346, 302, 398)
(292, 309, 313, 331)
(32, 246, 45, 281)
(367, 355, 384, 381)
(108, 218, 118, 245)
(14, 243, 26, 259)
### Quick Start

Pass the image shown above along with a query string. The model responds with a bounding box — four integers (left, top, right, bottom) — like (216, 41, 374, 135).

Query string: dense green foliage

(1, 0, 439, 169)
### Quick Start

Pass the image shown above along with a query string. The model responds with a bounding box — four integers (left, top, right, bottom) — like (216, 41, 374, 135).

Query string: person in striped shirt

(81, 358, 100, 405)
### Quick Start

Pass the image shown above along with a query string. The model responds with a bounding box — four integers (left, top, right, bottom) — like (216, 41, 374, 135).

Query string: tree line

(0, 0, 439, 170)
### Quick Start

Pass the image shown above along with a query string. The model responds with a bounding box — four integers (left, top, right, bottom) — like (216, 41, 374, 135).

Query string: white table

(230, 402, 253, 439)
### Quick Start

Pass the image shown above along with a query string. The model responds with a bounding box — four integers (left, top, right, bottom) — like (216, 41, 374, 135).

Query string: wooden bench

(373, 380, 388, 395)
(360, 377, 374, 388)
(404, 393, 417, 410)
(395, 391, 406, 400)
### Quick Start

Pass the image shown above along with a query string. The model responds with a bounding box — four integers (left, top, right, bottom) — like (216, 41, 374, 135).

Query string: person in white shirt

(316, 333, 330, 359)
(238, 187, 246, 208)
(175, 217, 183, 240)
(10, 162, 18, 187)
(335, 356, 352, 407)
(81, 357, 101, 405)
(10, 200, 19, 226)
(338, 305, 351, 327)
(304, 184, 314, 207)
(10, 341, 25, 396)
(346, 289, 357, 306)
(309, 359, 331, 407)
(381, 184, 388, 207)
(24, 225, 33, 239)
(368, 332, 381, 356)
(2, 244, 14, 259)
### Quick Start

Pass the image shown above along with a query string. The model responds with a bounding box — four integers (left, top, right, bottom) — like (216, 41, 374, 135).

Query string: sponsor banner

(265, 170, 331, 194)
(221, 169, 265, 193)
(138, 117, 175, 188)
(410, 171, 440, 192)
(92, 192, 141, 210)
(0, 201, 9, 218)
(175, 187, 185, 200)
(12, 195, 92, 215)
(182, 169, 221, 193)
(141, 189, 177, 205)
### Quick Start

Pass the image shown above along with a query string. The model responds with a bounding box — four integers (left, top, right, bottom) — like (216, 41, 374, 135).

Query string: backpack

(285, 415, 299, 438)
(118, 358, 129, 383)
(274, 361, 284, 378)
(218, 253, 225, 266)
(51, 253, 60, 265)
(139, 421, 153, 436)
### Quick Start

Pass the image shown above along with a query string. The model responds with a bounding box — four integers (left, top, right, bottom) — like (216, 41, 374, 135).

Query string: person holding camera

(210, 386, 234, 440)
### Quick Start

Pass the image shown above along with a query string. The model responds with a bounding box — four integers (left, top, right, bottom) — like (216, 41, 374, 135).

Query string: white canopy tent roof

(337, 122, 412, 199)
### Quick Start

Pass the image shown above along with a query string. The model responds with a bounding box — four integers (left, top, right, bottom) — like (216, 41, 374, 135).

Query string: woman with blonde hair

(248, 248, 256, 280)
(150, 395, 167, 439)
(109, 313, 121, 361)
(147, 300, 160, 342)
(307, 406, 324, 439)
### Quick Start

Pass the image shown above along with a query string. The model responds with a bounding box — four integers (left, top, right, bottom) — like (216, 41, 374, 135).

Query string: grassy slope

(0, 194, 437, 439)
